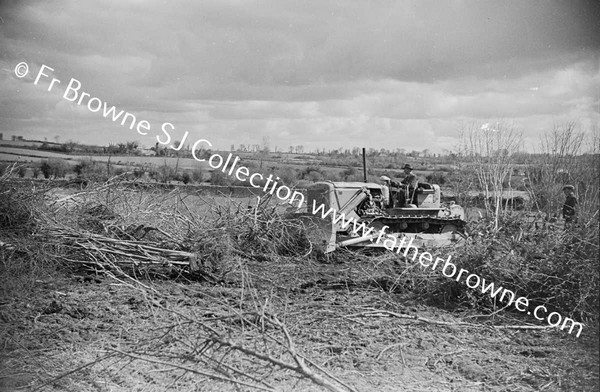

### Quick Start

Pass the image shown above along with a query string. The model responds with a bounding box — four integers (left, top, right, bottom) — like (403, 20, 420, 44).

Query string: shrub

(276, 167, 298, 186)
(304, 171, 324, 182)
(244, 160, 259, 169)
(299, 166, 327, 182)
(209, 170, 232, 186)
(40, 159, 69, 179)
(191, 167, 205, 183)
(340, 166, 356, 181)
(133, 167, 145, 179)
(415, 214, 599, 327)
(73, 159, 108, 181)
(40, 161, 51, 178)
(179, 172, 192, 184)
(149, 164, 176, 184)
(17, 165, 27, 178)
(0, 177, 42, 232)
(425, 172, 447, 185)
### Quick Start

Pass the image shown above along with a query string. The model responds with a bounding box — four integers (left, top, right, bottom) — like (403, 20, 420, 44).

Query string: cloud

(1, 0, 599, 152)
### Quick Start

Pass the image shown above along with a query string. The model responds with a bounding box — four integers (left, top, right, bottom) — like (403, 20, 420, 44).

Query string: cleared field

(0, 152, 46, 163)
(4, 267, 598, 392)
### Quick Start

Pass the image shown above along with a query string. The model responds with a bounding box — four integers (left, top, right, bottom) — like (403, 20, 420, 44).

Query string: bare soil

(1, 256, 598, 392)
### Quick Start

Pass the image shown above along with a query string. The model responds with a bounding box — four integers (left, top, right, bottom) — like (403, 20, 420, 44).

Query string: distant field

(0, 146, 466, 188)
(0, 147, 353, 178)
(0, 140, 47, 148)
(0, 152, 48, 163)
(0, 147, 210, 170)
(0, 147, 73, 159)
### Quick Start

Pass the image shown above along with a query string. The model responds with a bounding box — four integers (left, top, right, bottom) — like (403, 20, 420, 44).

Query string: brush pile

(1, 176, 317, 280)
(0, 165, 45, 235)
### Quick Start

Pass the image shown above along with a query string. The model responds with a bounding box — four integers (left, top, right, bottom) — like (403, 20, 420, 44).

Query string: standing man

(400, 164, 419, 206)
(562, 185, 578, 225)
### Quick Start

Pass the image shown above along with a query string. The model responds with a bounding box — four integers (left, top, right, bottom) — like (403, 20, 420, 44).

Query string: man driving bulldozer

(399, 164, 419, 206)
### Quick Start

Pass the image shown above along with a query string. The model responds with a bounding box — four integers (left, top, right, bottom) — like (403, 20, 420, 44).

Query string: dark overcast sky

(1, 0, 599, 152)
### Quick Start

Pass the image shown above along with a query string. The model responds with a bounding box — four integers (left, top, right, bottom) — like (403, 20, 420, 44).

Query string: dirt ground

(1, 255, 598, 392)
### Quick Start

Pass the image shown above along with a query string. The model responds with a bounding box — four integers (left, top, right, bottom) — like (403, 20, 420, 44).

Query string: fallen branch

(124, 288, 357, 392)
(212, 316, 357, 392)
(347, 308, 558, 331)
(30, 353, 117, 392)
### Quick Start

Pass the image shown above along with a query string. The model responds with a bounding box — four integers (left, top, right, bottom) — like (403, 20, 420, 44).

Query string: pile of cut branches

(190, 193, 315, 261)
(46, 227, 193, 268)
(16, 179, 319, 279)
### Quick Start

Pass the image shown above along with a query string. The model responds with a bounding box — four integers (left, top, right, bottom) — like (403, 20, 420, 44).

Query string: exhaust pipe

(362, 147, 367, 182)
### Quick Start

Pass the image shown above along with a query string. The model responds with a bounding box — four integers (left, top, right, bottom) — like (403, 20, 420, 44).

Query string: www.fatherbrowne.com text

(310, 200, 584, 337)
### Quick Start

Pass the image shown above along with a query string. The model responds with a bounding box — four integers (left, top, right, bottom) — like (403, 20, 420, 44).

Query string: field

(0, 147, 210, 171)
(1, 175, 598, 392)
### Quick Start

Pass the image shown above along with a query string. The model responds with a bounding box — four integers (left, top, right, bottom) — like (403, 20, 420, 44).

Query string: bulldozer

(296, 180, 467, 254)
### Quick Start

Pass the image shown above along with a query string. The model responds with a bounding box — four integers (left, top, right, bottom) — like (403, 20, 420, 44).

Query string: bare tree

(528, 122, 592, 219)
(459, 122, 523, 230)
(540, 122, 584, 179)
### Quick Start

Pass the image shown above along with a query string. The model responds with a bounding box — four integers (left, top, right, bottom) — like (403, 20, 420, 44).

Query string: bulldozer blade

(336, 233, 381, 247)
(341, 231, 465, 250)
(289, 211, 465, 255)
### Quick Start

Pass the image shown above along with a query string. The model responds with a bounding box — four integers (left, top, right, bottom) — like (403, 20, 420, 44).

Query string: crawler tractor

(298, 180, 466, 253)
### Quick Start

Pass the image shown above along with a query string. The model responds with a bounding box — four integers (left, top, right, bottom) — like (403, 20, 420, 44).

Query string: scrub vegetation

(1, 124, 598, 391)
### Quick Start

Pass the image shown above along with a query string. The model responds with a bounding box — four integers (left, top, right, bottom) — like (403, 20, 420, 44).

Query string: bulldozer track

(362, 215, 467, 234)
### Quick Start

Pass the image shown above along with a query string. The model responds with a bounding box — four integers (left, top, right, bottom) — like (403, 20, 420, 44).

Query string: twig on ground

(347, 308, 558, 331)
(375, 343, 407, 361)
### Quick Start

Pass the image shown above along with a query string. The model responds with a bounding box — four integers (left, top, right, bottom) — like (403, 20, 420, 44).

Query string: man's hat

(380, 175, 391, 182)
(563, 185, 575, 190)
(402, 164, 413, 170)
